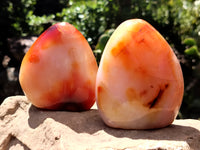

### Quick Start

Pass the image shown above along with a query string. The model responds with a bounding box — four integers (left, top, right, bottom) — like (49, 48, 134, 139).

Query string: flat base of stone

(1, 96, 200, 150)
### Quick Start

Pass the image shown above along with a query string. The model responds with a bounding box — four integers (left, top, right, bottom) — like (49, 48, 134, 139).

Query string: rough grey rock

(0, 96, 200, 150)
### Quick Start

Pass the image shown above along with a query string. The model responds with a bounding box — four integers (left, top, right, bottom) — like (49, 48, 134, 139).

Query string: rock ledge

(0, 96, 200, 150)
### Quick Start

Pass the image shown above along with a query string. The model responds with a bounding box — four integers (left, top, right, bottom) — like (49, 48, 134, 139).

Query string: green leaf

(184, 45, 199, 56)
(183, 38, 197, 46)
(97, 34, 110, 51)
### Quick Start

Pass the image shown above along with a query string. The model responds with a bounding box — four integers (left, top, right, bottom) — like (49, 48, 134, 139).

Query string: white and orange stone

(96, 19, 184, 129)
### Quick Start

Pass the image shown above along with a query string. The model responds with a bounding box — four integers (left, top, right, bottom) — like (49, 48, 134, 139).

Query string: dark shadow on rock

(104, 124, 200, 150)
(28, 104, 200, 150)
(28, 104, 107, 133)
(8, 135, 31, 150)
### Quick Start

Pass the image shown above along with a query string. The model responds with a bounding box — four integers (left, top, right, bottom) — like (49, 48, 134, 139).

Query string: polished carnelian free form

(19, 22, 98, 111)
(96, 19, 184, 129)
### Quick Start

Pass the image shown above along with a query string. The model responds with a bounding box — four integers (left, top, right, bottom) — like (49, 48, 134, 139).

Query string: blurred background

(0, 0, 200, 119)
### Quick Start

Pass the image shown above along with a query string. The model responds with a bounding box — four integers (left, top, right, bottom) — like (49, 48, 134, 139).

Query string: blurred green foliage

(1, 0, 200, 119)
(94, 29, 115, 64)
(55, 0, 118, 47)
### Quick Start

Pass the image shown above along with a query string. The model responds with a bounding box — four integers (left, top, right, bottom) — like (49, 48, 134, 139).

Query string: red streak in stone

(41, 72, 95, 111)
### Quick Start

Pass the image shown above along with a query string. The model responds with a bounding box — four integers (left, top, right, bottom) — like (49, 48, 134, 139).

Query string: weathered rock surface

(0, 96, 200, 150)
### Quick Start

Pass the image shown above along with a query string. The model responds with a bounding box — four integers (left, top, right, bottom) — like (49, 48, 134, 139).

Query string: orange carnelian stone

(96, 19, 184, 129)
(20, 22, 98, 111)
